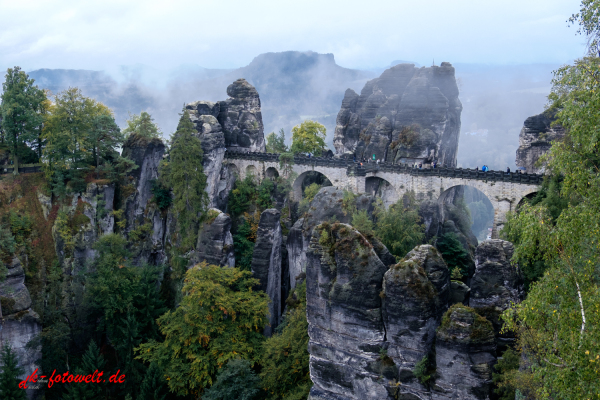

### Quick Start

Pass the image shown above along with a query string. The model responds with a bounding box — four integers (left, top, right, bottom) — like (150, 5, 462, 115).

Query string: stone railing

(223, 151, 544, 185)
(0, 163, 43, 175)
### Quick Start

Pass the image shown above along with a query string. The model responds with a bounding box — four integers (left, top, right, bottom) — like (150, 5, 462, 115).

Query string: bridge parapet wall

(224, 153, 543, 238)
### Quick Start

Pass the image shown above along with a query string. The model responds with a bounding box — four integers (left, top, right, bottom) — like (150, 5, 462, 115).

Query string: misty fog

(21, 52, 559, 171)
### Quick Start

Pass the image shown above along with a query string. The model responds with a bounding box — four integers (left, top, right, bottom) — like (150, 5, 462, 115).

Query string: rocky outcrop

(515, 109, 565, 174)
(189, 209, 235, 268)
(470, 240, 523, 335)
(251, 209, 282, 336)
(0, 257, 41, 398)
(121, 134, 167, 265)
(1, 257, 32, 314)
(287, 187, 374, 291)
(382, 245, 449, 397)
(434, 304, 496, 399)
(306, 223, 390, 400)
(449, 281, 470, 305)
(334, 63, 462, 167)
(186, 79, 265, 208)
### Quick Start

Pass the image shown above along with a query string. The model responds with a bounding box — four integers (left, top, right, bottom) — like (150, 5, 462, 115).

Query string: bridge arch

(293, 170, 334, 200)
(246, 165, 259, 180)
(365, 176, 398, 207)
(265, 167, 279, 179)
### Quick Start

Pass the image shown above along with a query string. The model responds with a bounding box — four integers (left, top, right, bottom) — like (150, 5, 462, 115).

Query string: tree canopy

(122, 111, 162, 139)
(135, 262, 269, 397)
(289, 120, 327, 156)
(500, 2, 600, 396)
(0, 66, 47, 171)
(266, 128, 288, 153)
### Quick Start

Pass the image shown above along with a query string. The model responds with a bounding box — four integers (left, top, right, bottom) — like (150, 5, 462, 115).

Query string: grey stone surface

(121, 134, 167, 265)
(251, 209, 282, 336)
(433, 305, 496, 400)
(0, 257, 32, 314)
(382, 245, 449, 397)
(449, 280, 470, 305)
(286, 186, 375, 291)
(334, 63, 462, 167)
(470, 240, 523, 334)
(190, 209, 235, 268)
(0, 309, 42, 400)
(516, 109, 565, 174)
(306, 223, 390, 400)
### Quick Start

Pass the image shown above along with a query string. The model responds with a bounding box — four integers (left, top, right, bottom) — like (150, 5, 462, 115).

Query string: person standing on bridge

(506, 167, 510, 174)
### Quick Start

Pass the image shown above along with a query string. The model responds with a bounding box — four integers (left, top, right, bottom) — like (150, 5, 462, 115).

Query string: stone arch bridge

(224, 152, 543, 238)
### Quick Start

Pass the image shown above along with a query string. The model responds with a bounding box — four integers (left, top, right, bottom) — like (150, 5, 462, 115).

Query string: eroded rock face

(0, 257, 41, 399)
(189, 209, 235, 268)
(306, 223, 390, 400)
(334, 63, 462, 167)
(251, 209, 282, 336)
(382, 245, 449, 397)
(121, 134, 167, 265)
(516, 110, 565, 174)
(434, 305, 496, 400)
(470, 240, 523, 334)
(286, 187, 374, 291)
(0, 257, 32, 314)
(186, 79, 265, 207)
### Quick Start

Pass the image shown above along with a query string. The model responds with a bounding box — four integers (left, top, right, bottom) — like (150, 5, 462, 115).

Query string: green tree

(0, 66, 47, 173)
(63, 341, 106, 400)
(260, 282, 311, 400)
(42, 88, 116, 194)
(278, 152, 295, 178)
(499, 3, 600, 397)
(159, 110, 208, 250)
(122, 111, 162, 139)
(228, 176, 258, 217)
(289, 120, 327, 156)
(137, 362, 168, 400)
(266, 128, 288, 153)
(351, 209, 374, 236)
(374, 197, 425, 259)
(89, 114, 124, 177)
(136, 262, 269, 397)
(202, 358, 260, 400)
(436, 232, 470, 279)
(0, 344, 26, 400)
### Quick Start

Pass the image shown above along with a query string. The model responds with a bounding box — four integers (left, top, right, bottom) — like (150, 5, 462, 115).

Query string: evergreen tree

(122, 111, 161, 139)
(436, 232, 470, 279)
(159, 110, 208, 250)
(202, 359, 260, 400)
(266, 128, 288, 153)
(0, 66, 47, 173)
(0, 344, 27, 400)
(373, 196, 425, 259)
(137, 362, 168, 400)
(89, 114, 124, 176)
(63, 341, 106, 400)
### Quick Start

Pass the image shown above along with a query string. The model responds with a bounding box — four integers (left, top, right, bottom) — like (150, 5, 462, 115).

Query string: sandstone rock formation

(306, 223, 390, 399)
(516, 109, 565, 174)
(251, 209, 283, 336)
(121, 134, 167, 265)
(189, 209, 235, 268)
(186, 79, 266, 208)
(382, 245, 449, 397)
(0, 257, 41, 398)
(287, 187, 374, 291)
(333, 63, 462, 167)
(470, 240, 523, 334)
(434, 304, 496, 399)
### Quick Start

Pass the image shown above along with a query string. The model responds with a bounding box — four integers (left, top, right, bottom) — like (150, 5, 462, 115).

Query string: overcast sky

(0, 0, 587, 72)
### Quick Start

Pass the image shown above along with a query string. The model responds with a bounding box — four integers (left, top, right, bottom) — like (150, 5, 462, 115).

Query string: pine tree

(122, 111, 161, 139)
(137, 363, 168, 400)
(159, 110, 207, 250)
(63, 341, 106, 400)
(0, 344, 26, 400)
(202, 358, 260, 400)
